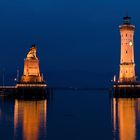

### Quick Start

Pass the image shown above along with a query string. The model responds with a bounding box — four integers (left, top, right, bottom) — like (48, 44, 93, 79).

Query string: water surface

(0, 90, 140, 140)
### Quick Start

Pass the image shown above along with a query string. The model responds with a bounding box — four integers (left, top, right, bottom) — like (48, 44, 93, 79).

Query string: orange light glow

(14, 100, 47, 140)
(112, 98, 136, 140)
(119, 21, 135, 82)
(20, 46, 44, 83)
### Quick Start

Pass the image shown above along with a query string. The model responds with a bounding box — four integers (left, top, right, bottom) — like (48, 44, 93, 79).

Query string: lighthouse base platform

(114, 82, 140, 98)
(13, 83, 47, 99)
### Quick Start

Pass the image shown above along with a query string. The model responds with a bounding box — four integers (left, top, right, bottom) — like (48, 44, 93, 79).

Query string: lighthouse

(119, 16, 136, 82)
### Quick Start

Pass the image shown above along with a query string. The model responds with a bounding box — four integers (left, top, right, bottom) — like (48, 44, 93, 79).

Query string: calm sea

(0, 89, 140, 140)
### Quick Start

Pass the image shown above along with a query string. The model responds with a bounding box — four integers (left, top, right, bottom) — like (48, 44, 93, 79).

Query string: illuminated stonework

(119, 16, 136, 82)
(20, 45, 44, 83)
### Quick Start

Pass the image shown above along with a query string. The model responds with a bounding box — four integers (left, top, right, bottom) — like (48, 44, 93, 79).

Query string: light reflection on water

(111, 98, 140, 140)
(1, 90, 140, 140)
(0, 90, 112, 140)
(0, 98, 47, 140)
(14, 100, 47, 140)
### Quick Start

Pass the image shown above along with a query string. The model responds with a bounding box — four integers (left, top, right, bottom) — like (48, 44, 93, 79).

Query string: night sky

(0, 0, 140, 87)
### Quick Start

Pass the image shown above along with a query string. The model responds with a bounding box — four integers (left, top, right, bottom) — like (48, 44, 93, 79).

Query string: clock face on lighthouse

(129, 41, 133, 46)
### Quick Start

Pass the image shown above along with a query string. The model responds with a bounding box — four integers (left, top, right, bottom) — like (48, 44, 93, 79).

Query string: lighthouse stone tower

(119, 16, 136, 82)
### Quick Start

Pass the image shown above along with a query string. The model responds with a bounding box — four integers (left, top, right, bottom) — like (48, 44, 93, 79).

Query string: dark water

(0, 90, 140, 140)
